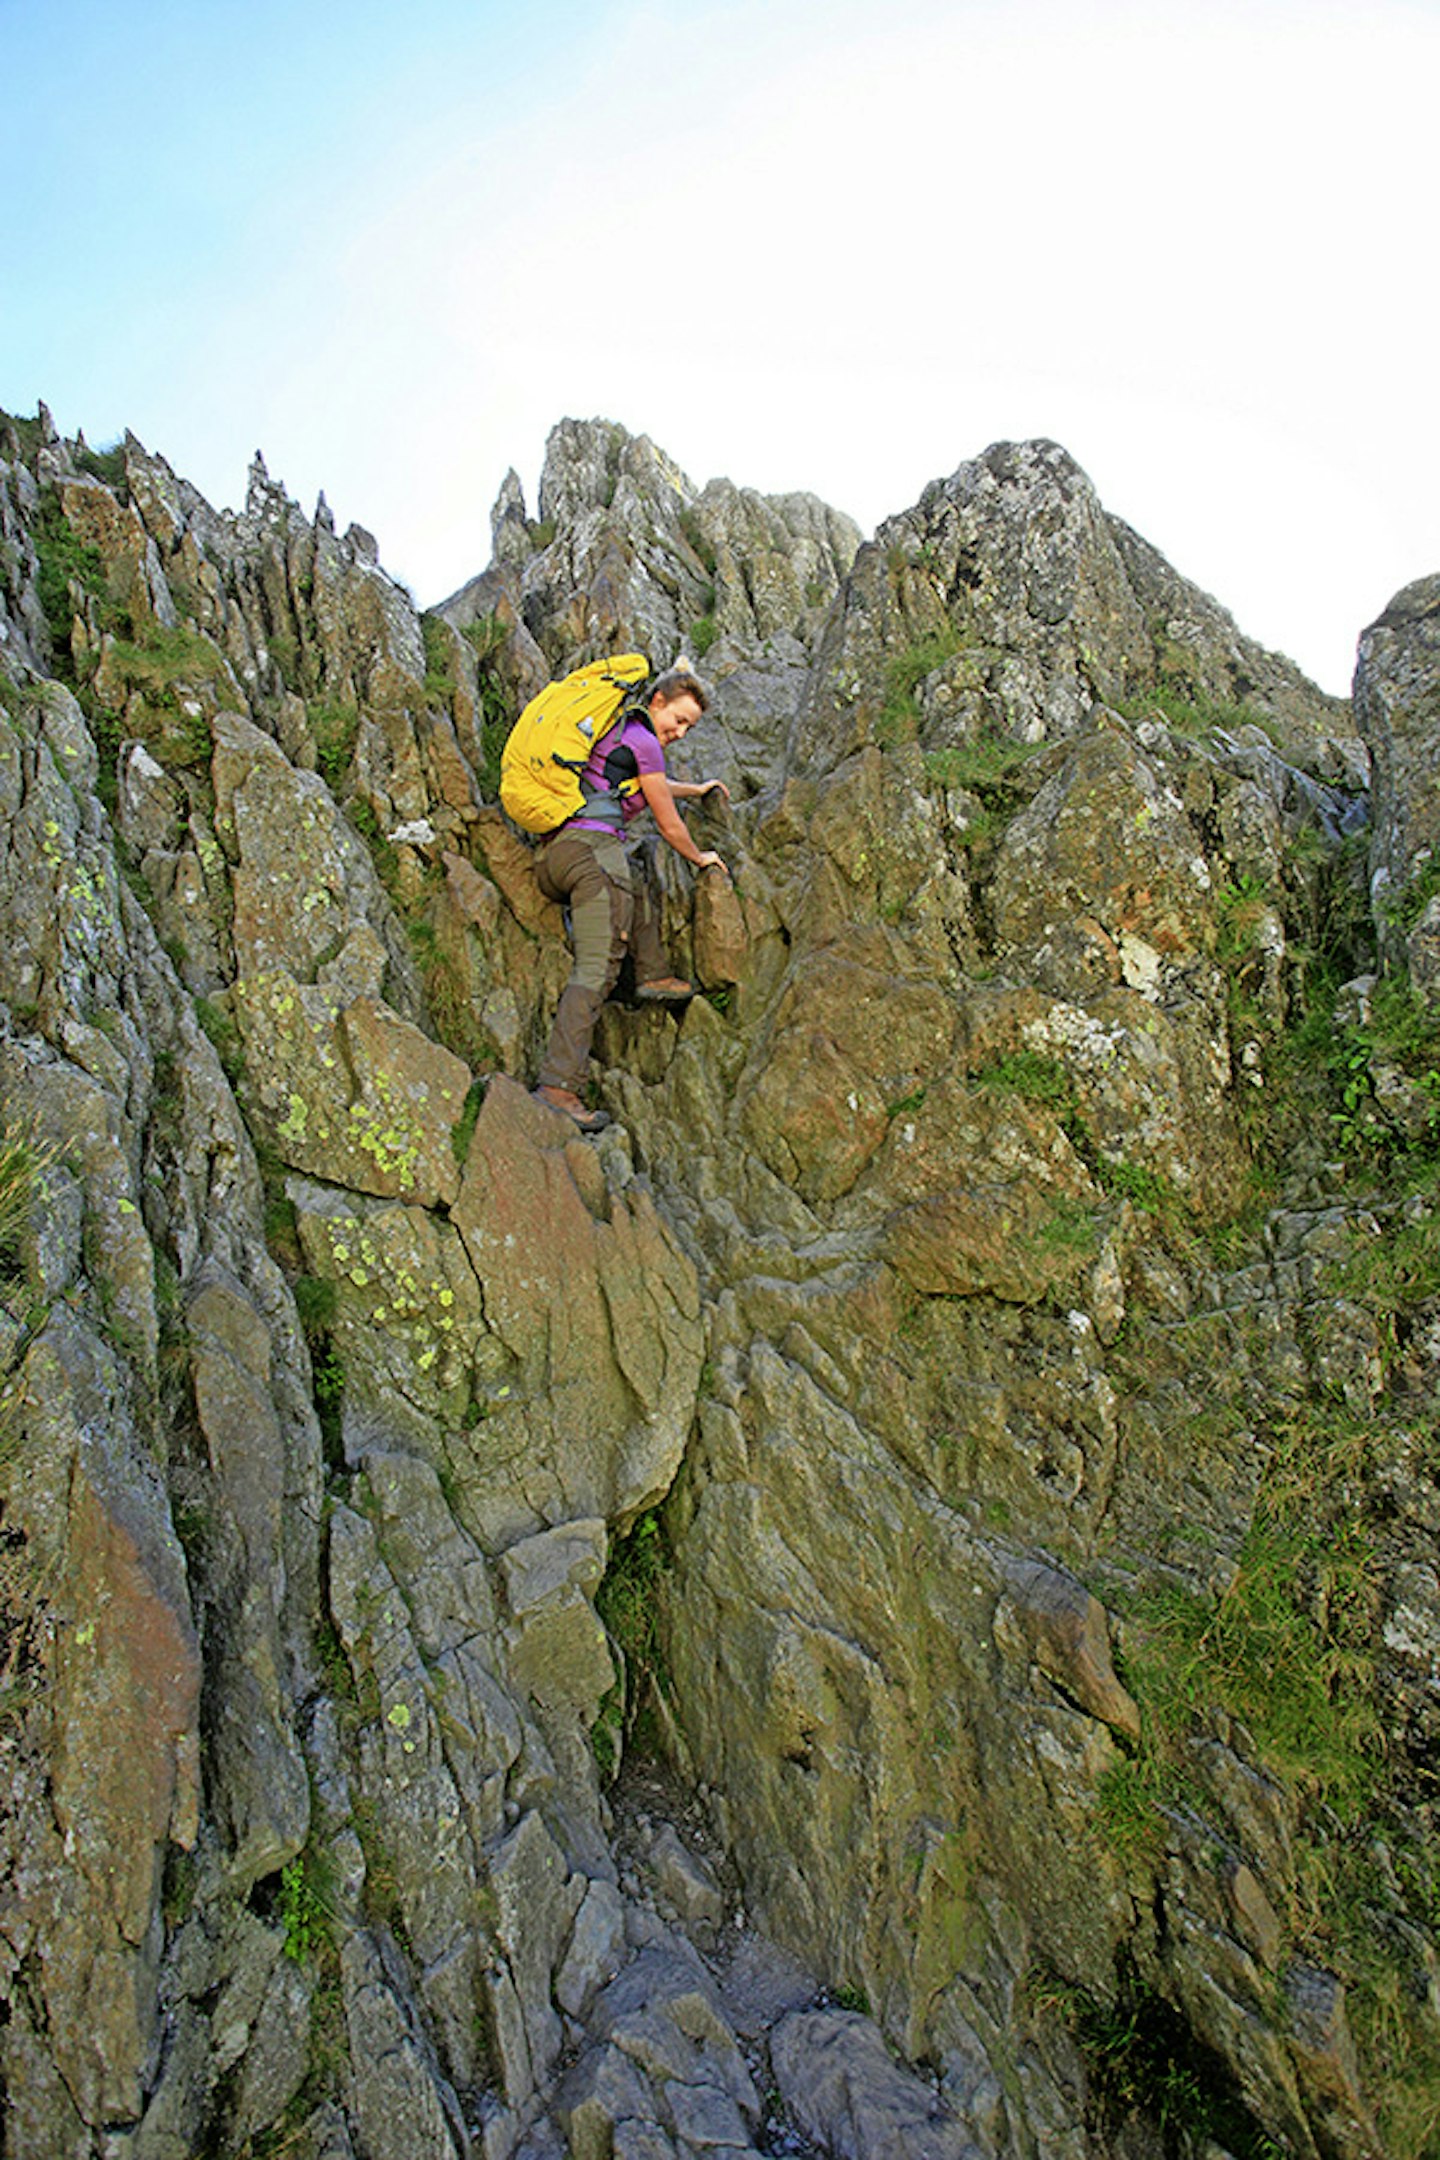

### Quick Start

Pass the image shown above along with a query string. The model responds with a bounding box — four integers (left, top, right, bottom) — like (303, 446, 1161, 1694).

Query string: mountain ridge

(1, 404, 1436, 2160)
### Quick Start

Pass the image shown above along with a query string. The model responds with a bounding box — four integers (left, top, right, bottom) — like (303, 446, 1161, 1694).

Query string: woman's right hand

(695, 850, 729, 876)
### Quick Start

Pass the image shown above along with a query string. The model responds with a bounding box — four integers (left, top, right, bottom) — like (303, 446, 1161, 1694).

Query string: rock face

(1, 404, 1436, 2160)
(1355, 575, 1440, 990)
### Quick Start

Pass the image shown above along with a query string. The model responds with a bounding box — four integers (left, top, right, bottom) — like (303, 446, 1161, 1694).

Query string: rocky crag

(1, 403, 1438, 2160)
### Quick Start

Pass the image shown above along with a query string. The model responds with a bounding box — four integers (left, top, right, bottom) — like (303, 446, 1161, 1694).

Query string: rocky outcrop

(440, 420, 864, 802)
(1355, 574, 1440, 989)
(2, 406, 1436, 2160)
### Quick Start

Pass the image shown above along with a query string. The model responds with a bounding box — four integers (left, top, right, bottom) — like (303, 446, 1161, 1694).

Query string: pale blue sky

(4, 0, 1436, 695)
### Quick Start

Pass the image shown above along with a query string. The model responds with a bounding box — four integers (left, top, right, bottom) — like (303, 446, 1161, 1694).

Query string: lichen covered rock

(2, 405, 1433, 2160)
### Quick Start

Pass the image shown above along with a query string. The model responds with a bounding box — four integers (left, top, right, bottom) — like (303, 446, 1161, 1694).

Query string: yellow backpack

(499, 654, 652, 834)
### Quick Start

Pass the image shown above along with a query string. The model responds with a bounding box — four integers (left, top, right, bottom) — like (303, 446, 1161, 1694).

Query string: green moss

(691, 612, 718, 658)
(590, 1683, 624, 1783)
(294, 1274, 338, 1335)
(194, 995, 243, 1085)
(451, 1078, 485, 1168)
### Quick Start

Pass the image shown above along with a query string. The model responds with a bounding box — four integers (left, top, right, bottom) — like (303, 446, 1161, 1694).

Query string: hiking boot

(635, 976, 695, 1004)
(531, 1083, 611, 1133)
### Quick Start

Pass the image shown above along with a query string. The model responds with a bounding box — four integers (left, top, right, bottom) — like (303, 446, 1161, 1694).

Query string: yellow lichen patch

(278, 1094, 309, 1142)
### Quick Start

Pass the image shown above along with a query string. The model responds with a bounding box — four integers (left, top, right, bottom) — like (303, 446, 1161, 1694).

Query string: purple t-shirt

(569, 713, 666, 832)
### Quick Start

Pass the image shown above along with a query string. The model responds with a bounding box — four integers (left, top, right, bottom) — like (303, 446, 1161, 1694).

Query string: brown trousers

(534, 828, 670, 1091)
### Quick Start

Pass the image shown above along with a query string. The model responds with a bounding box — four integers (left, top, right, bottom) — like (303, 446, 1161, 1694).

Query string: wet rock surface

(1, 405, 1436, 2160)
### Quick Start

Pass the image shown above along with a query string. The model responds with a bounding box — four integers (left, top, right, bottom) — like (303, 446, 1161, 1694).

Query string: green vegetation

(102, 623, 222, 701)
(450, 1077, 485, 1168)
(309, 698, 361, 789)
(408, 909, 497, 1074)
(973, 1049, 1188, 1231)
(278, 1846, 335, 1963)
(292, 1272, 338, 1336)
(976, 1048, 1075, 1116)
(74, 438, 129, 493)
(1032, 1972, 1281, 2158)
(915, 713, 1042, 857)
(294, 1275, 345, 1466)
(0, 1123, 53, 1727)
(1110, 1405, 1382, 1826)
(1114, 677, 1285, 746)
(923, 730, 1040, 795)
(349, 798, 400, 893)
(421, 613, 457, 707)
(876, 626, 963, 747)
(267, 628, 301, 694)
(1031, 1195, 1100, 1256)
(1096, 1392, 1440, 2151)
(1334, 1200, 1440, 1315)
(0, 407, 47, 463)
(1384, 854, 1440, 935)
(593, 1509, 670, 1777)
(250, 1836, 347, 2151)
(461, 612, 508, 666)
(194, 995, 243, 1086)
(678, 508, 717, 579)
(32, 488, 111, 667)
(0, 1121, 42, 1289)
(85, 624, 223, 767)
(462, 614, 511, 800)
(1337, 975, 1440, 1163)
(691, 611, 718, 659)
(1094, 1155, 1182, 1221)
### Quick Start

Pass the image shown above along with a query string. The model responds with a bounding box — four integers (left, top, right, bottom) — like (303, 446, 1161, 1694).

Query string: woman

(532, 666, 730, 1132)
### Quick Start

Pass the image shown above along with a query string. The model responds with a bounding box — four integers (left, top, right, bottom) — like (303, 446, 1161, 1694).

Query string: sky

(2, 0, 1436, 697)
